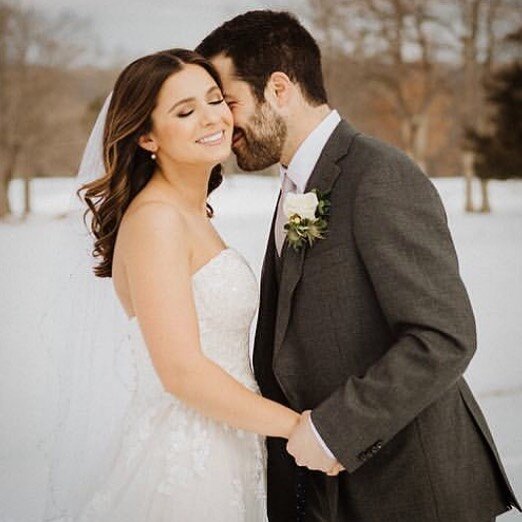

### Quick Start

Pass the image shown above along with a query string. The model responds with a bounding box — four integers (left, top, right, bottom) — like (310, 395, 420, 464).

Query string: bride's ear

(137, 133, 158, 153)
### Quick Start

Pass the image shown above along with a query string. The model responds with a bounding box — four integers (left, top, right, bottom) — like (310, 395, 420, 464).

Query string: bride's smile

(196, 129, 226, 145)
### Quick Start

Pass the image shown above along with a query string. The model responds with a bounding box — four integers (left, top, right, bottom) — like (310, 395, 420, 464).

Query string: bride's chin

(186, 144, 231, 168)
(208, 147, 232, 164)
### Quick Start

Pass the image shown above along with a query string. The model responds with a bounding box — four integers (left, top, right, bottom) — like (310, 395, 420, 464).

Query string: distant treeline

(1, 0, 520, 217)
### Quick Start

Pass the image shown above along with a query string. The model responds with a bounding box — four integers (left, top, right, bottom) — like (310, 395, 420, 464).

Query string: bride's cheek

(221, 104, 233, 126)
(164, 122, 189, 148)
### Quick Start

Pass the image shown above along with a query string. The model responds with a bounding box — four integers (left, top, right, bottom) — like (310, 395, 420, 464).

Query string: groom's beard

(232, 103, 287, 172)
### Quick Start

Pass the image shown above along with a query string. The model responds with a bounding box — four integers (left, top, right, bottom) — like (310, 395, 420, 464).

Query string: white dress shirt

(278, 109, 341, 459)
(279, 109, 341, 192)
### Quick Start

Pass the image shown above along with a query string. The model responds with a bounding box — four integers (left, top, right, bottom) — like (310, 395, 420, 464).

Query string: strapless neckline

(192, 247, 233, 280)
(127, 247, 235, 324)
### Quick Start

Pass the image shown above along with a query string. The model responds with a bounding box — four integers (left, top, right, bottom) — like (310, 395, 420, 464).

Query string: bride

(53, 48, 300, 521)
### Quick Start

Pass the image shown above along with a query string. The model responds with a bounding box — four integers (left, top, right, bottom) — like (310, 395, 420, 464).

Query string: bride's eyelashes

(177, 98, 225, 119)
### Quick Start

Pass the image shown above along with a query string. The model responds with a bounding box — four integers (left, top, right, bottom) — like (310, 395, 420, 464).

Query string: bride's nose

(199, 103, 221, 126)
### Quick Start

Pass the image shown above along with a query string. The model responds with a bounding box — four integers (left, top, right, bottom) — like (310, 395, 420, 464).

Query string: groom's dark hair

(196, 10, 328, 106)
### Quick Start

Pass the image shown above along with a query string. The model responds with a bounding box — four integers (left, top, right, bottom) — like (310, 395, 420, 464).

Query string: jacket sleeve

(311, 154, 477, 473)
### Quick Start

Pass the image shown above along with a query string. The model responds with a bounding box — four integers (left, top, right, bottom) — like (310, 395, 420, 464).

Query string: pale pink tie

(275, 173, 297, 256)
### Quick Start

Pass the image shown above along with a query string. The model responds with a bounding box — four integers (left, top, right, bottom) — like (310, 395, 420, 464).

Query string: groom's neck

(280, 104, 332, 166)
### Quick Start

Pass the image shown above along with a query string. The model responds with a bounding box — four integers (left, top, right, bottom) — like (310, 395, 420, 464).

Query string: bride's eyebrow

(168, 85, 221, 113)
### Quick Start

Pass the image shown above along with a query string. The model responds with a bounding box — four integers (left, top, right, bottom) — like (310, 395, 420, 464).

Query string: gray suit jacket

(253, 119, 520, 521)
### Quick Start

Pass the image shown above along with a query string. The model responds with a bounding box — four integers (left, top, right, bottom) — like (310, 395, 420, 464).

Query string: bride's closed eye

(177, 98, 224, 118)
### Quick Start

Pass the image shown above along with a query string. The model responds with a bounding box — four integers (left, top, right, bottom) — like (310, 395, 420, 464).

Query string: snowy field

(1, 175, 521, 520)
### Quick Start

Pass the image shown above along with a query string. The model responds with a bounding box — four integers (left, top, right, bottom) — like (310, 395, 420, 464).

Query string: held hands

(286, 410, 345, 476)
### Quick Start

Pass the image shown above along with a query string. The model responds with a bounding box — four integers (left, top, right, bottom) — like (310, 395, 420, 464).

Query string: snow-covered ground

(1, 176, 521, 520)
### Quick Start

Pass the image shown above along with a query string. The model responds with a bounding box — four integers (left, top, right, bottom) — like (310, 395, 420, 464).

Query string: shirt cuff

(308, 414, 335, 459)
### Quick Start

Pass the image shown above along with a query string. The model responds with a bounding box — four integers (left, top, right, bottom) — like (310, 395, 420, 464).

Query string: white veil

(41, 93, 136, 520)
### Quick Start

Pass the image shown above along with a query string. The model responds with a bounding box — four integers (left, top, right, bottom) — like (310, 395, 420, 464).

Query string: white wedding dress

(76, 247, 267, 521)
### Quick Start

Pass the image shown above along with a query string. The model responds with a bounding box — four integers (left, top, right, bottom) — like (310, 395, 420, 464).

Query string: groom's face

(211, 54, 286, 171)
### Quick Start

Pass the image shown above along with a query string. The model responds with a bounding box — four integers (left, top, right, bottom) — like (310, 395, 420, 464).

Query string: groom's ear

(264, 71, 294, 109)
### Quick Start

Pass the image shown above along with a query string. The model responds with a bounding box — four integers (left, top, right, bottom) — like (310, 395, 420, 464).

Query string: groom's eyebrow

(168, 85, 221, 113)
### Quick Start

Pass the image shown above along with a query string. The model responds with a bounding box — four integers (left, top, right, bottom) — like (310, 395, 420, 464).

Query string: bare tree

(453, 0, 496, 212)
(306, 0, 451, 174)
(0, 2, 15, 216)
(0, 1, 87, 218)
(306, 0, 520, 210)
(423, 0, 521, 211)
(452, 0, 520, 212)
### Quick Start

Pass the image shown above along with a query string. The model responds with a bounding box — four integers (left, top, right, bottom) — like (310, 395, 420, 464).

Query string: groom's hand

(286, 410, 344, 474)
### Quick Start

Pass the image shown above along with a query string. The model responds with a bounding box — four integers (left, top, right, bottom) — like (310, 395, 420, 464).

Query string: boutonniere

(283, 189, 331, 251)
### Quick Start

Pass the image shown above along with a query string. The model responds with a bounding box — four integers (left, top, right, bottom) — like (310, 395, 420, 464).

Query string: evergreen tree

(468, 27, 522, 181)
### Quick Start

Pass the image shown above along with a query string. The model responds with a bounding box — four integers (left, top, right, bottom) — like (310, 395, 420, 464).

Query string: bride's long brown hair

(78, 49, 224, 278)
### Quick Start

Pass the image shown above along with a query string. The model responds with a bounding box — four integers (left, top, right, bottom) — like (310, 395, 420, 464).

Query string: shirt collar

(279, 109, 341, 193)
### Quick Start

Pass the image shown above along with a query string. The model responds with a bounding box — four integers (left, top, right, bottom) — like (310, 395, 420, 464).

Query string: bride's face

(144, 64, 233, 167)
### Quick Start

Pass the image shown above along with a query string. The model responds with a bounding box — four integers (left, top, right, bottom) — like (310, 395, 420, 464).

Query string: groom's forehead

(211, 54, 238, 79)
(211, 54, 256, 97)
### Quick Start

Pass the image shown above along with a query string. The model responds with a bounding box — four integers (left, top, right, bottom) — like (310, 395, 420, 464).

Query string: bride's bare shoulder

(119, 196, 188, 244)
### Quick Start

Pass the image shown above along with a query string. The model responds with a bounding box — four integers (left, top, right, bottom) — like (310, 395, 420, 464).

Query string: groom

(197, 10, 520, 522)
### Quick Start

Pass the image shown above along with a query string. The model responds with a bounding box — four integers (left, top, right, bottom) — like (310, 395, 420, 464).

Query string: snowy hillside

(1, 175, 521, 520)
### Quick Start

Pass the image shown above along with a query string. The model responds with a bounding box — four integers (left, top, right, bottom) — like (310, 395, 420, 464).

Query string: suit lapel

(273, 120, 360, 361)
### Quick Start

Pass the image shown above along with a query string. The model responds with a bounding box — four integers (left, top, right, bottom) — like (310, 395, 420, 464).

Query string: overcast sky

(20, 0, 306, 66)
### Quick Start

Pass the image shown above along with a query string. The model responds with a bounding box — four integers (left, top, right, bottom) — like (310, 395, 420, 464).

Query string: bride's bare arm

(123, 203, 299, 439)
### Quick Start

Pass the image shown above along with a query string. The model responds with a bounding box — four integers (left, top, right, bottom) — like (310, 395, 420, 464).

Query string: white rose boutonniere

(283, 192, 319, 221)
(283, 189, 331, 251)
